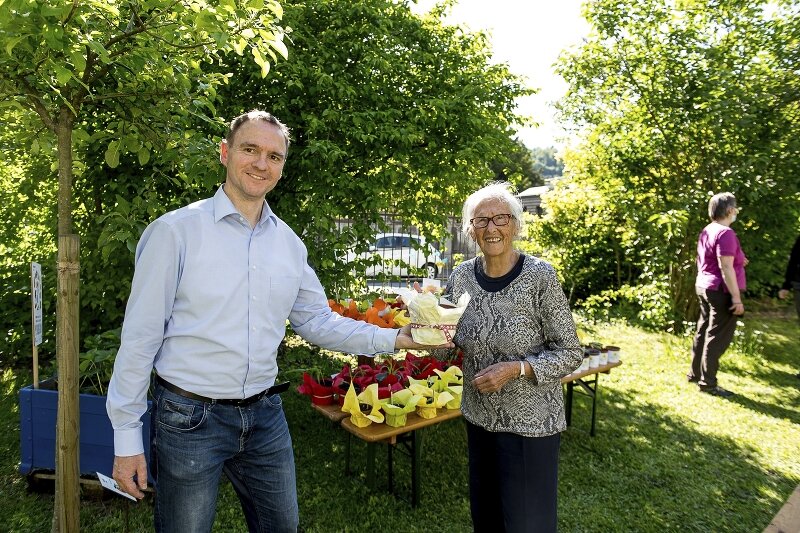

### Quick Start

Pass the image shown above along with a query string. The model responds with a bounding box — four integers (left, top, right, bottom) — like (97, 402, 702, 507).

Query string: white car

(347, 233, 444, 279)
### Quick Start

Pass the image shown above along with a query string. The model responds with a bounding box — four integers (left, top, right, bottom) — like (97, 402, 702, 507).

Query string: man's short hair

(226, 110, 291, 150)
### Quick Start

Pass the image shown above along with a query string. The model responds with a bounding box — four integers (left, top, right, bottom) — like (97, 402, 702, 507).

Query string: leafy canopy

(531, 0, 800, 327)
(212, 0, 532, 295)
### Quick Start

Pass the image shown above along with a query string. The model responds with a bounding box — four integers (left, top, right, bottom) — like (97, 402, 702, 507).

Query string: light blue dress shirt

(107, 186, 398, 456)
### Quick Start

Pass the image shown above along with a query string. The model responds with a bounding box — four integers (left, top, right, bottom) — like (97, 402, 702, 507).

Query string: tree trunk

(52, 110, 80, 533)
(56, 107, 74, 235)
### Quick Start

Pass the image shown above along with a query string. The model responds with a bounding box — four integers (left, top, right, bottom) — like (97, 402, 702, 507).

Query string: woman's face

(472, 198, 516, 259)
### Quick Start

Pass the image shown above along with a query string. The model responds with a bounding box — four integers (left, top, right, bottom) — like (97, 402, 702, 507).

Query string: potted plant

(341, 383, 385, 427)
(381, 389, 422, 427)
(19, 328, 154, 482)
(295, 367, 336, 406)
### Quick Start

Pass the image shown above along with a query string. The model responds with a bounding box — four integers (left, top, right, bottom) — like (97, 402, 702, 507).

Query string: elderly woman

(688, 192, 747, 397)
(441, 182, 582, 532)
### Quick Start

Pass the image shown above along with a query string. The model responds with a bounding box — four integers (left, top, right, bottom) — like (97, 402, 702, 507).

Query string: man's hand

(779, 289, 790, 300)
(395, 324, 455, 350)
(473, 362, 517, 394)
(113, 454, 148, 499)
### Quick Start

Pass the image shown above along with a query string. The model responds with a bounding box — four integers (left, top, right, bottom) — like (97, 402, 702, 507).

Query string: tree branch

(62, 0, 79, 27)
(19, 77, 55, 131)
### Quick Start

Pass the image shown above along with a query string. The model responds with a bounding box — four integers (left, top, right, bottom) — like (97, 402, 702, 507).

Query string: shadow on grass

(560, 386, 794, 533)
(287, 378, 795, 533)
(3, 354, 796, 532)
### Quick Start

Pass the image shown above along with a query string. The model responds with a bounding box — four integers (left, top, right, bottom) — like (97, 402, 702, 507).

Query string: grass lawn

(1, 306, 798, 532)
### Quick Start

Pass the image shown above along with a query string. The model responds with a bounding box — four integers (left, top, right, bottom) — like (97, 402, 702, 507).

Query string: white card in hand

(96, 471, 138, 501)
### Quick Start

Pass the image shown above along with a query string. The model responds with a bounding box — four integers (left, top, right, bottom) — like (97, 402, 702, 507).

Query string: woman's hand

(472, 362, 518, 394)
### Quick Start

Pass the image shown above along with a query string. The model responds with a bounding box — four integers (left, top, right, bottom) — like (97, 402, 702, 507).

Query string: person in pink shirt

(688, 192, 748, 397)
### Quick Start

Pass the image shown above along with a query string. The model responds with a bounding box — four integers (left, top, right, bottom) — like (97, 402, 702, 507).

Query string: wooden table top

(340, 408, 463, 444)
(311, 402, 349, 423)
(309, 361, 623, 442)
(562, 360, 622, 383)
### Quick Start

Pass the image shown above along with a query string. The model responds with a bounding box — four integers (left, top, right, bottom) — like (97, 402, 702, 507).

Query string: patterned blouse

(443, 254, 582, 437)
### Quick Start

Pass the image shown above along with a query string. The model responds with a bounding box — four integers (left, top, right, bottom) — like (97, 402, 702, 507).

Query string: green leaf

(104, 140, 120, 168)
(233, 37, 247, 56)
(5, 35, 26, 56)
(54, 65, 72, 86)
(252, 47, 269, 77)
(70, 50, 86, 73)
(138, 147, 150, 166)
(270, 37, 288, 60)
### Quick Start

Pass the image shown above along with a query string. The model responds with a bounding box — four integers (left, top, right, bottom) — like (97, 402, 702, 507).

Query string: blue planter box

(19, 384, 153, 482)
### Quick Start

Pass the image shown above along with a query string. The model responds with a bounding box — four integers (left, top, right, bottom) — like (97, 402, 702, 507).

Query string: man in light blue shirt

(107, 110, 447, 532)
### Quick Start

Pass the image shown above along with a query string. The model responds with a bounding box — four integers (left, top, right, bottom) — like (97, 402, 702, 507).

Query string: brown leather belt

(155, 375, 289, 406)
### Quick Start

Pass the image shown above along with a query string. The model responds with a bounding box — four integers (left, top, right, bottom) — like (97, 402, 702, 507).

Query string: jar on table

(587, 348, 600, 369)
(606, 346, 620, 363)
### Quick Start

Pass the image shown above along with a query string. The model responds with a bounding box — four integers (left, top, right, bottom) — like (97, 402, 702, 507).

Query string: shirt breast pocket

(269, 275, 302, 318)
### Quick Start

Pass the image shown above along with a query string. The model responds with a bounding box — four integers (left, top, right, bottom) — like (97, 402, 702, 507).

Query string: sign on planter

(31, 262, 42, 346)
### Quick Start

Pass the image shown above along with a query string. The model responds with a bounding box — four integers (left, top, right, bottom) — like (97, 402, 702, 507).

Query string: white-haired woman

(442, 182, 582, 532)
(688, 192, 748, 397)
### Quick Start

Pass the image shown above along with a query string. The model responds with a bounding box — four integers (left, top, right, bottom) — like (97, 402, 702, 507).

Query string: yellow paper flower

(341, 383, 385, 427)
(432, 366, 463, 391)
(430, 367, 463, 409)
(382, 388, 423, 427)
(445, 385, 463, 409)
(408, 378, 454, 419)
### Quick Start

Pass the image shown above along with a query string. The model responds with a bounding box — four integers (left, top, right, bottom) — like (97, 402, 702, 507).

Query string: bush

(579, 280, 676, 330)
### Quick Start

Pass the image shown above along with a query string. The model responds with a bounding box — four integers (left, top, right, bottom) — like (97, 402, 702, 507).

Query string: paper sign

(96, 472, 138, 501)
(31, 262, 42, 346)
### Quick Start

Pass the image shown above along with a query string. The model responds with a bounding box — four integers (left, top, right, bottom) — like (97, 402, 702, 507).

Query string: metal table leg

(565, 381, 574, 426)
(412, 430, 421, 507)
(387, 441, 394, 494)
(589, 373, 599, 436)
(366, 442, 377, 489)
(345, 432, 351, 476)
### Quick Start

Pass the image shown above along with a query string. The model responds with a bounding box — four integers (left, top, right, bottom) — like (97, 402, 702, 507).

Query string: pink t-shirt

(695, 222, 747, 292)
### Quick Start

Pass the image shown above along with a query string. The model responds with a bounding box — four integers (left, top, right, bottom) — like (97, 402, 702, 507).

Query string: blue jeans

(151, 382, 298, 533)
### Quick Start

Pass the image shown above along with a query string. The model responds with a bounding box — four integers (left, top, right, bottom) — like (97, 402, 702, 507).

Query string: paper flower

(382, 388, 423, 427)
(341, 383, 385, 427)
(407, 376, 454, 419)
(431, 366, 463, 409)
(444, 385, 462, 409)
(403, 352, 444, 380)
(432, 366, 463, 389)
(295, 372, 335, 405)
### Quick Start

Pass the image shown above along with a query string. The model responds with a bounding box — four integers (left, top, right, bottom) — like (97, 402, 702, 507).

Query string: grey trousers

(690, 287, 739, 388)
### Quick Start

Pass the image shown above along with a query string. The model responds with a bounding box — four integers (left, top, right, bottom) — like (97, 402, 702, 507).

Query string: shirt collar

(213, 185, 278, 227)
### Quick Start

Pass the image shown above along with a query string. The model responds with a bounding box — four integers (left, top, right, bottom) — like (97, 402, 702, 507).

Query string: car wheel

(425, 263, 438, 279)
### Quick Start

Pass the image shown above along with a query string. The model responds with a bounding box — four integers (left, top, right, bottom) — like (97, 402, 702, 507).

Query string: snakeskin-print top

(444, 254, 582, 437)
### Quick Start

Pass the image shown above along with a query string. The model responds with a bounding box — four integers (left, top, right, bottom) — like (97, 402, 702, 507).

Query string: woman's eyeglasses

(469, 213, 514, 228)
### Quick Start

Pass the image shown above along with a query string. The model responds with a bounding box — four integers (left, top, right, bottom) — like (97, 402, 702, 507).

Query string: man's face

(220, 120, 287, 205)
